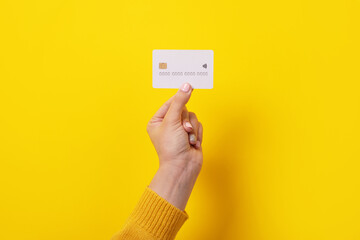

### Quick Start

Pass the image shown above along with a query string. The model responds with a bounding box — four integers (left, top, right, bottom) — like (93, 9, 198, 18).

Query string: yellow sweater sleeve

(111, 187, 189, 240)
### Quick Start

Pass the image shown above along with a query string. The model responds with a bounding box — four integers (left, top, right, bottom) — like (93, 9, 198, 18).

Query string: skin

(147, 82, 203, 211)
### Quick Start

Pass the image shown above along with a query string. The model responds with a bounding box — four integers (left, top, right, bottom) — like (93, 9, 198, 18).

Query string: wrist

(158, 156, 203, 179)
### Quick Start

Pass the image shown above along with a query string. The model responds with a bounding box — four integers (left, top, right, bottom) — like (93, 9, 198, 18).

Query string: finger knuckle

(189, 112, 197, 119)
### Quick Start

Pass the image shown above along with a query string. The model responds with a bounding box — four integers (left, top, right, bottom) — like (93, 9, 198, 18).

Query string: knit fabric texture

(112, 187, 189, 240)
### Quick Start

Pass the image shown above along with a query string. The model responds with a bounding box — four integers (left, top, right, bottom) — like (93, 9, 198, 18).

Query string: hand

(146, 82, 203, 210)
(147, 82, 203, 175)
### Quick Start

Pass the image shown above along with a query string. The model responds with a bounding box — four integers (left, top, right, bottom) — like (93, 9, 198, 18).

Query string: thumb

(165, 82, 193, 123)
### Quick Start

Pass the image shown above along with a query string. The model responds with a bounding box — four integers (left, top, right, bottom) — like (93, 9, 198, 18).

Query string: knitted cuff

(127, 186, 189, 239)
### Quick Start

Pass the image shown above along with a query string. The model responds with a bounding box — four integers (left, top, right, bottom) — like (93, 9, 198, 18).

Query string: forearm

(149, 164, 201, 211)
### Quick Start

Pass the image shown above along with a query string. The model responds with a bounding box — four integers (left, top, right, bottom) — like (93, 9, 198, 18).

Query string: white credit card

(152, 50, 213, 89)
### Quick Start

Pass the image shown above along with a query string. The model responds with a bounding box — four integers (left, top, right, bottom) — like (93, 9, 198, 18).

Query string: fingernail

(189, 133, 196, 143)
(185, 122, 193, 129)
(180, 83, 191, 92)
(195, 141, 201, 149)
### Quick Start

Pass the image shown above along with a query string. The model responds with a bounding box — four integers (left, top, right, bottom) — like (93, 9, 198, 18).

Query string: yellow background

(1, 0, 359, 239)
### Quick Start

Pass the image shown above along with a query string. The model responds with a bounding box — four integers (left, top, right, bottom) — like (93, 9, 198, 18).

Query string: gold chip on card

(159, 63, 167, 69)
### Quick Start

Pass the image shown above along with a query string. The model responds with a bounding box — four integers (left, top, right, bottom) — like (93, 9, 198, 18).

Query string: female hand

(146, 82, 203, 210)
